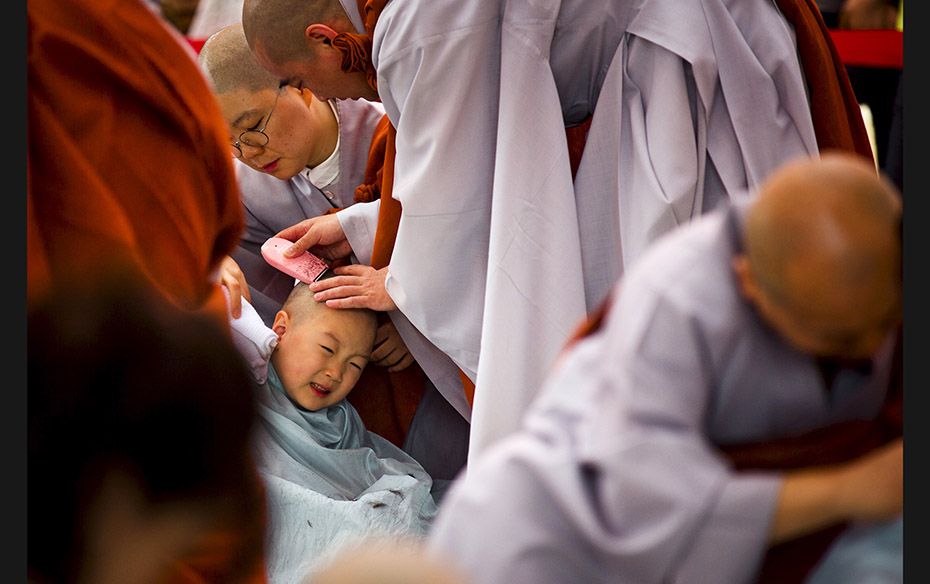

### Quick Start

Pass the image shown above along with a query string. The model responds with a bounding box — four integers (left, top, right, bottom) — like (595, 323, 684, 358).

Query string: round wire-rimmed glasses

(231, 86, 283, 158)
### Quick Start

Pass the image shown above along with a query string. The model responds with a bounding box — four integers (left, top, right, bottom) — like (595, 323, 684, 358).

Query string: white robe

(187, 0, 242, 39)
(351, 0, 821, 463)
(474, 0, 820, 459)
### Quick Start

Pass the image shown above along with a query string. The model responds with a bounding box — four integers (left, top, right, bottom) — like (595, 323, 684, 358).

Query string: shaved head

(745, 152, 901, 304)
(272, 282, 377, 411)
(738, 151, 902, 358)
(198, 23, 280, 95)
(241, 0, 347, 67)
(282, 282, 377, 334)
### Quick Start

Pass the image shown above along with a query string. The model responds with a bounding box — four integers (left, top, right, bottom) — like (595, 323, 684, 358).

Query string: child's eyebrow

(321, 331, 342, 345)
(322, 331, 370, 359)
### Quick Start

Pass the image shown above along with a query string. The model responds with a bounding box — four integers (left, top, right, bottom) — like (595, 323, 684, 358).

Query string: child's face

(271, 307, 375, 411)
(217, 85, 335, 180)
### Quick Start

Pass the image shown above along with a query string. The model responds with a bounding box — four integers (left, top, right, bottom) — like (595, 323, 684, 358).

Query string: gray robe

(255, 365, 438, 584)
(426, 196, 897, 584)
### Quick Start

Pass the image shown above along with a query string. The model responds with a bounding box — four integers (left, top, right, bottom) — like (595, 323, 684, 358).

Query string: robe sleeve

(338, 199, 381, 266)
(227, 295, 278, 385)
(428, 282, 782, 584)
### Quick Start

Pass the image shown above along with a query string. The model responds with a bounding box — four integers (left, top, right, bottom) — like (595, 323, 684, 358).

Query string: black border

(901, 1, 923, 582)
(15, 0, 27, 580)
(17, 1, 922, 581)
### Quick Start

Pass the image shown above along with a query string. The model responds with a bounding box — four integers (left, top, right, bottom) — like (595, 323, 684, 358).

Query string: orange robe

(29, 1, 264, 582)
(28, 0, 244, 326)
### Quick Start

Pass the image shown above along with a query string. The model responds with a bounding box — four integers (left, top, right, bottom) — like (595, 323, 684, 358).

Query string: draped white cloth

(427, 198, 897, 584)
(354, 0, 821, 464)
(187, 0, 243, 38)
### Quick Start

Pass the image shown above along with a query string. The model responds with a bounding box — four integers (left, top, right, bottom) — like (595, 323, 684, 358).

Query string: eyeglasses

(231, 86, 283, 158)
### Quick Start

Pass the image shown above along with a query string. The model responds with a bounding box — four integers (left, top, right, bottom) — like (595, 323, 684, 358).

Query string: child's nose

(323, 361, 342, 382)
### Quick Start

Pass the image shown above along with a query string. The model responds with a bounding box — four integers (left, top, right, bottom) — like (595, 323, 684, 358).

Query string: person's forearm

(770, 438, 903, 544)
(769, 465, 846, 544)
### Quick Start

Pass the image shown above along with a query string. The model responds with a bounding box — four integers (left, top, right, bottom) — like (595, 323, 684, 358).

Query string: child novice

(200, 23, 424, 453)
(229, 282, 438, 584)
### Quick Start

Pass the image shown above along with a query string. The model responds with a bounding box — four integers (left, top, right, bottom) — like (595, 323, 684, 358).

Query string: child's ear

(305, 24, 338, 45)
(272, 310, 289, 339)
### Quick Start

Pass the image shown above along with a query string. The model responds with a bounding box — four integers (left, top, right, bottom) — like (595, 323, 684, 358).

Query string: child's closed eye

(319, 345, 334, 354)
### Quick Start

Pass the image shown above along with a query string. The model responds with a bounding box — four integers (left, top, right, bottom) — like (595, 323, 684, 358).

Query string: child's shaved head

(282, 282, 377, 334)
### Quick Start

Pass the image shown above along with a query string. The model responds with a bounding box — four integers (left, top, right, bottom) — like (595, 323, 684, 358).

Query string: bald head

(198, 23, 280, 95)
(282, 282, 376, 330)
(241, 0, 347, 67)
(745, 152, 901, 302)
(739, 152, 902, 358)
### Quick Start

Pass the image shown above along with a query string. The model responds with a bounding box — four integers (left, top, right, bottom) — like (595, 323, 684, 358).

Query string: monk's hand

(371, 320, 415, 372)
(276, 214, 352, 262)
(218, 255, 251, 319)
(837, 438, 903, 523)
(308, 265, 397, 312)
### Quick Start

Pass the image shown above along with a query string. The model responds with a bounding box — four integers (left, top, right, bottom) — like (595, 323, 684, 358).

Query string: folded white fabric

(227, 294, 278, 385)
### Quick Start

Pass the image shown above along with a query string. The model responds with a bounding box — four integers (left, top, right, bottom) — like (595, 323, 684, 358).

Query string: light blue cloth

(227, 297, 438, 581)
(805, 517, 903, 584)
(253, 364, 438, 583)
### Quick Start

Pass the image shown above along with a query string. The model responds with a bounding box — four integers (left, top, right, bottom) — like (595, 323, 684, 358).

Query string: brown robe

(339, 114, 430, 445)
(773, 0, 875, 162)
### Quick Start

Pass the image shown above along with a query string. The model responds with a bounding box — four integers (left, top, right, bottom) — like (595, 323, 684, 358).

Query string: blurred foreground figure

(27, 0, 244, 324)
(28, 1, 264, 580)
(27, 275, 263, 584)
(309, 538, 468, 584)
(428, 152, 903, 584)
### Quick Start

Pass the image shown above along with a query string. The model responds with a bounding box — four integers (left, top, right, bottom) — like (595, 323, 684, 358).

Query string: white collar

(302, 100, 341, 190)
